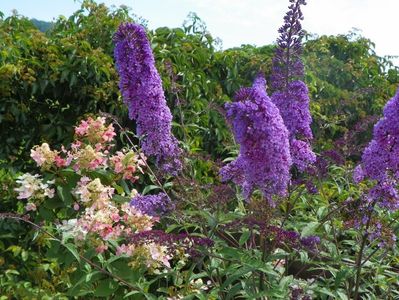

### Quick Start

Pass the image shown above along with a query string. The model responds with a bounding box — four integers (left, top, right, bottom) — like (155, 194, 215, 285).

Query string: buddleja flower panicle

(220, 74, 292, 202)
(355, 87, 399, 210)
(270, 0, 315, 172)
(271, 0, 306, 91)
(113, 23, 182, 175)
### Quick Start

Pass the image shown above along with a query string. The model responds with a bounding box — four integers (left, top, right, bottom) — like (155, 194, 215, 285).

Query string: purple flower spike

(271, 0, 306, 91)
(114, 23, 182, 175)
(270, 0, 315, 171)
(220, 74, 292, 202)
(355, 87, 399, 210)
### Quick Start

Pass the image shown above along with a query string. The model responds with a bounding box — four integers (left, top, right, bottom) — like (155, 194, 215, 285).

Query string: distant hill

(30, 18, 53, 32)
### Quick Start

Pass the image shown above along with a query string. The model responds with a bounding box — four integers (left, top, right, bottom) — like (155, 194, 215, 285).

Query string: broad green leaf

(301, 221, 319, 237)
(64, 243, 81, 263)
(93, 279, 118, 297)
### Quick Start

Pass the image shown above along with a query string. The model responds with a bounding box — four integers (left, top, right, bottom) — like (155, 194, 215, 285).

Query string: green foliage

(304, 31, 399, 149)
(0, 2, 131, 169)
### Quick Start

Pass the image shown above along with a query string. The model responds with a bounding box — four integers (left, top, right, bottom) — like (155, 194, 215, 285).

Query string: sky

(1, 0, 398, 66)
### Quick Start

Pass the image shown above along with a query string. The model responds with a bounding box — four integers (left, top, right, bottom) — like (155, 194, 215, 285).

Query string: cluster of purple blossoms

(270, 0, 316, 172)
(354, 88, 399, 210)
(113, 23, 182, 175)
(220, 75, 292, 202)
(130, 193, 173, 216)
(272, 81, 313, 140)
(300, 236, 321, 250)
(367, 221, 397, 248)
(271, 87, 315, 173)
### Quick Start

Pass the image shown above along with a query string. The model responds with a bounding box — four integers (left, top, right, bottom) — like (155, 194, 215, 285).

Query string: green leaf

(337, 290, 349, 300)
(335, 268, 351, 288)
(316, 287, 336, 297)
(57, 185, 73, 205)
(38, 206, 56, 221)
(107, 260, 142, 282)
(120, 180, 131, 195)
(91, 169, 113, 185)
(64, 243, 81, 263)
(142, 185, 160, 195)
(60, 168, 80, 180)
(93, 279, 118, 297)
(301, 221, 319, 237)
(44, 196, 64, 209)
(238, 230, 251, 246)
(162, 181, 173, 189)
(112, 194, 130, 204)
(21, 250, 28, 261)
(85, 271, 101, 283)
(112, 183, 125, 195)
(226, 282, 243, 299)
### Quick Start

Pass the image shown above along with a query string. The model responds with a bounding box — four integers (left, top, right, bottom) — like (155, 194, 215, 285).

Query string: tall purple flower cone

(270, 0, 315, 171)
(271, 0, 306, 91)
(354, 87, 399, 210)
(220, 75, 292, 203)
(113, 23, 182, 174)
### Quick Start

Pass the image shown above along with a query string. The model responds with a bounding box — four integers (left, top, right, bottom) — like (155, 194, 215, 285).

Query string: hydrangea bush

(17, 116, 201, 263)
(12, 116, 212, 297)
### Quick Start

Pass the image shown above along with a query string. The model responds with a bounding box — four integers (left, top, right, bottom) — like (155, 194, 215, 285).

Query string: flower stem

(353, 202, 376, 299)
